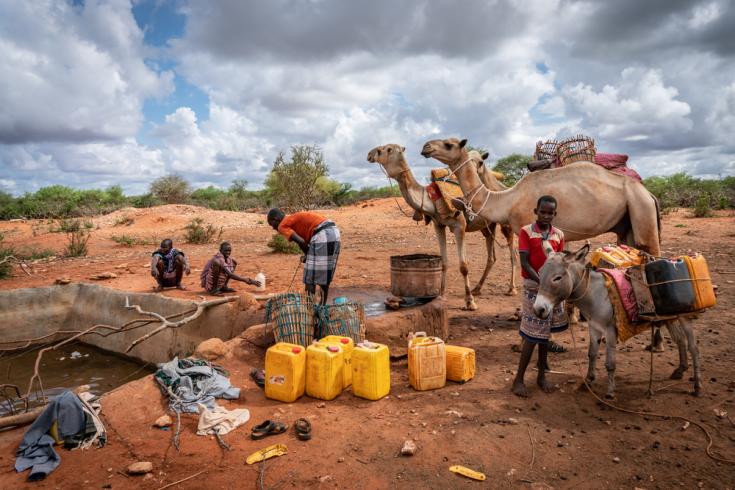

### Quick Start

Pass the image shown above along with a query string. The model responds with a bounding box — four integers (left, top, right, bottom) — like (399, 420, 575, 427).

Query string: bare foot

(537, 377, 556, 393)
(512, 380, 529, 397)
(209, 288, 223, 296)
(153, 284, 164, 292)
(220, 287, 236, 293)
(176, 283, 187, 290)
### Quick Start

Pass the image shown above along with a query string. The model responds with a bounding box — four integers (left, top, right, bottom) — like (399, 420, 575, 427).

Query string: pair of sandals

(250, 418, 311, 441)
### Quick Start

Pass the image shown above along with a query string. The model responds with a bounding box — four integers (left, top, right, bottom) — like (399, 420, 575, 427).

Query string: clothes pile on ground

(154, 357, 240, 413)
(15, 390, 106, 482)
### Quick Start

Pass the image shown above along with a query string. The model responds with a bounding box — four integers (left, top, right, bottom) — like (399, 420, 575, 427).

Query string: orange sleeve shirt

(278, 211, 326, 243)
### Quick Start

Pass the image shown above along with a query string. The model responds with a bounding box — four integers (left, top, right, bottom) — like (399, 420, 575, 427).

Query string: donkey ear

(459, 139, 468, 148)
(564, 243, 590, 263)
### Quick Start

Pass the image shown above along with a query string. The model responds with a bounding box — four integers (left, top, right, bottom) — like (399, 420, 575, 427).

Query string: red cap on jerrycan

(340, 338, 349, 344)
(292, 347, 301, 354)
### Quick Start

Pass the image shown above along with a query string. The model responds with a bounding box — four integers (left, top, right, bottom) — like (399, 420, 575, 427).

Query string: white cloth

(195, 404, 250, 436)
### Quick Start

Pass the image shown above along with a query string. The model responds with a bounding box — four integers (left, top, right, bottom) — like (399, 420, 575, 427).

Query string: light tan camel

(420, 138, 661, 255)
(367, 144, 518, 310)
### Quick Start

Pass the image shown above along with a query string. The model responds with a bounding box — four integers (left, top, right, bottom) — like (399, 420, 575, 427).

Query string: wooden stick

(156, 470, 207, 490)
(124, 296, 236, 353)
(0, 406, 46, 429)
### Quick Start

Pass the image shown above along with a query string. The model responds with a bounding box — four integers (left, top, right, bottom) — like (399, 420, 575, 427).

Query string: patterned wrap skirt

(304, 221, 341, 286)
(520, 278, 568, 344)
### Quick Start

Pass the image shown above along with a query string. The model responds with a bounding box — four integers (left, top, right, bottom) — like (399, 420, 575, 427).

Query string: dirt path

(0, 202, 733, 489)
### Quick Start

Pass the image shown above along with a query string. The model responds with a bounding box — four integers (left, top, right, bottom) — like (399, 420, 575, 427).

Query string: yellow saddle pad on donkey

(429, 168, 504, 218)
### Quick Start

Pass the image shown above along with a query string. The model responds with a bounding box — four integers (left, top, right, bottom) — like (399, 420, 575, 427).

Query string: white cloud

(562, 68, 692, 143)
(0, 1, 172, 144)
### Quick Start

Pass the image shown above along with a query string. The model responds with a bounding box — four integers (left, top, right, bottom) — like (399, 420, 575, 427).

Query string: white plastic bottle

(255, 272, 266, 292)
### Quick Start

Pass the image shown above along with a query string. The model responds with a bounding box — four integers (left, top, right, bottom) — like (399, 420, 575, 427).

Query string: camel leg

(604, 322, 617, 399)
(502, 225, 518, 296)
(471, 225, 496, 296)
(452, 224, 477, 311)
(433, 221, 448, 295)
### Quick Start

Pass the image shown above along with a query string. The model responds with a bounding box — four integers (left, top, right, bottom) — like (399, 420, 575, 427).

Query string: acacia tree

(265, 144, 328, 210)
(150, 175, 191, 204)
(492, 154, 531, 186)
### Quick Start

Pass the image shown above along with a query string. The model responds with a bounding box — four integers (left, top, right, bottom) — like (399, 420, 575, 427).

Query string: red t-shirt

(518, 223, 565, 279)
(278, 211, 326, 243)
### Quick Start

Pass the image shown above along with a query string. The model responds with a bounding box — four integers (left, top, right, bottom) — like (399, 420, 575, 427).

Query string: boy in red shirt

(267, 208, 341, 305)
(512, 195, 568, 397)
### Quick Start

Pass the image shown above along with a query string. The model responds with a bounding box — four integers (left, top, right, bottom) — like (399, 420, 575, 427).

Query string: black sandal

(251, 420, 288, 440)
(294, 418, 312, 441)
(548, 340, 568, 354)
(250, 368, 265, 388)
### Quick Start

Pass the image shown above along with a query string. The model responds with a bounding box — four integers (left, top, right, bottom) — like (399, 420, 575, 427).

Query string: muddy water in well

(0, 343, 154, 415)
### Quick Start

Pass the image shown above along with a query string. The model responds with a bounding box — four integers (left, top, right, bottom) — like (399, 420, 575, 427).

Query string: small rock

(127, 461, 153, 475)
(507, 417, 519, 425)
(194, 338, 230, 361)
(55, 278, 71, 285)
(319, 475, 334, 483)
(613, 456, 620, 463)
(337, 457, 345, 463)
(153, 415, 172, 428)
(401, 439, 417, 456)
(317, 402, 326, 408)
(89, 272, 117, 280)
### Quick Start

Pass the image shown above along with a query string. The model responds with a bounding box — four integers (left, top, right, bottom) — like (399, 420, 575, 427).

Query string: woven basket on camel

(534, 140, 559, 161)
(558, 135, 596, 166)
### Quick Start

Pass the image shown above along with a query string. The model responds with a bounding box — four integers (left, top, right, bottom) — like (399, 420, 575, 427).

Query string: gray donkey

(532, 244, 702, 399)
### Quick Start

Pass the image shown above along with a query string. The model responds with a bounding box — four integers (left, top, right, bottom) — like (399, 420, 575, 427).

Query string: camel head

(420, 137, 469, 166)
(366, 144, 408, 178)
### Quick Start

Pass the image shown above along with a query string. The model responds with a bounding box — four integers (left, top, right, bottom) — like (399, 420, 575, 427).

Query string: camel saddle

(428, 168, 504, 218)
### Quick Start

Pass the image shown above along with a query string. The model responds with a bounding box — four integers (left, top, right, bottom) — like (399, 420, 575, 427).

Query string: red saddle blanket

(599, 268, 639, 323)
(594, 153, 642, 182)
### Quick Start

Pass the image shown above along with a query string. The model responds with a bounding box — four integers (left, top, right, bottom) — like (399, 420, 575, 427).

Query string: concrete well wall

(0, 283, 264, 364)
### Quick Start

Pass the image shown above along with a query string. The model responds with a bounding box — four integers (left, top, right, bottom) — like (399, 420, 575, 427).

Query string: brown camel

(367, 144, 518, 310)
(420, 138, 661, 256)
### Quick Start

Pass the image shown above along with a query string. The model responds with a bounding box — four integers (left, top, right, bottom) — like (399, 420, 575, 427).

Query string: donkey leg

(433, 222, 448, 295)
(471, 225, 496, 296)
(604, 323, 618, 399)
(670, 324, 689, 380)
(586, 322, 603, 383)
(681, 317, 703, 396)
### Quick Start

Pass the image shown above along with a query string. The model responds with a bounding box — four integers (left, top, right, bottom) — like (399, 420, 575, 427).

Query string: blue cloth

(15, 391, 85, 481)
(155, 357, 240, 413)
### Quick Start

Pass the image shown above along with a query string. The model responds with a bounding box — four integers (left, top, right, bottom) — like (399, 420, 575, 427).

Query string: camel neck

(452, 152, 513, 225)
(394, 164, 432, 215)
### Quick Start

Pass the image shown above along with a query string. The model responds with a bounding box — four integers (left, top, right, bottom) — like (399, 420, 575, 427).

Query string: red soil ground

(0, 201, 733, 489)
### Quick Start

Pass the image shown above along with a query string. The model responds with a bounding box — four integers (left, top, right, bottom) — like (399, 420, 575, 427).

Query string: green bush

(643, 173, 735, 214)
(693, 193, 713, 218)
(111, 234, 142, 247)
(62, 220, 91, 257)
(184, 218, 223, 244)
(267, 233, 301, 254)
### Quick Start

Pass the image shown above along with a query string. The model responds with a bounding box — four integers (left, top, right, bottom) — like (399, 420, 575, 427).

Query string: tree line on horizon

(0, 145, 733, 220)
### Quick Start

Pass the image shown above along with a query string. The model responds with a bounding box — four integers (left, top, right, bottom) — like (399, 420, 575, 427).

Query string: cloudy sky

(1, 0, 734, 195)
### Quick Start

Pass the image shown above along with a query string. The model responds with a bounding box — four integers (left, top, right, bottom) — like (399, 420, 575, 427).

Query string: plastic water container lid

(334, 296, 348, 305)
(340, 338, 349, 344)
(327, 345, 339, 353)
(291, 347, 301, 354)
